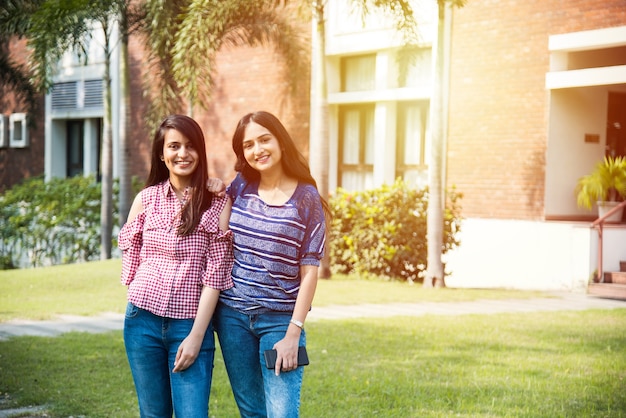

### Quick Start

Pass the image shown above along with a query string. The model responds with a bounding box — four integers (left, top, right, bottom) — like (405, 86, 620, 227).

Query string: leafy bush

(329, 178, 462, 282)
(1, 175, 461, 278)
(0, 175, 123, 269)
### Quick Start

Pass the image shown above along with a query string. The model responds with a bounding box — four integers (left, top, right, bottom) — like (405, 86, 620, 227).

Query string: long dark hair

(231, 110, 330, 217)
(146, 114, 212, 236)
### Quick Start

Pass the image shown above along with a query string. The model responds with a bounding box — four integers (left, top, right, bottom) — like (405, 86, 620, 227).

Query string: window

(341, 55, 376, 92)
(51, 82, 78, 111)
(606, 92, 626, 158)
(51, 79, 103, 111)
(0, 115, 8, 148)
(399, 48, 432, 88)
(67, 121, 84, 177)
(396, 102, 429, 187)
(83, 79, 104, 108)
(9, 113, 28, 148)
(338, 105, 375, 191)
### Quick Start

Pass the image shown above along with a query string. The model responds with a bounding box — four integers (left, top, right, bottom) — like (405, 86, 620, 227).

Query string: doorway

(606, 92, 626, 158)
(66, 120, 84, 177)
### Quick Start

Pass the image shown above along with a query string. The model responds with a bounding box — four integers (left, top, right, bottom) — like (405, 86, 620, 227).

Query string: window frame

(338, 104, 375, 190)
(395, 101, 429, 180)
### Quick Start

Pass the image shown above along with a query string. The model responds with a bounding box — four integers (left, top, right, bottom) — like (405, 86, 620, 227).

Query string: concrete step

(588, 283, 626, 301)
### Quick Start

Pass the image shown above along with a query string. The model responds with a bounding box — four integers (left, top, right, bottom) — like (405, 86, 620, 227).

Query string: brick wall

(447, 0, 626, 220)
(129, 8, 311, 187)
(198, 42, 311, 183)
(0, 7, 309, 194)
(125, 33, 152, 184)
(0, 38, 45, 193)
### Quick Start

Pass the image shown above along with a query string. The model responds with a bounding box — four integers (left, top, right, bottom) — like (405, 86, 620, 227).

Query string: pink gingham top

(118, 180, 234, 319)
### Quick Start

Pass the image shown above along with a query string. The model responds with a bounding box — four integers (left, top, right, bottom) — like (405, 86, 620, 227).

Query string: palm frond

(0, 49, 40, 117)
(0, 0, 42, 38)
(142, 0, 189, 124)
(168, 0, 307, 111)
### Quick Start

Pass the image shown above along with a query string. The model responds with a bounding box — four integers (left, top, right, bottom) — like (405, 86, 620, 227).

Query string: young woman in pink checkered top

(118, 114, 234, 418)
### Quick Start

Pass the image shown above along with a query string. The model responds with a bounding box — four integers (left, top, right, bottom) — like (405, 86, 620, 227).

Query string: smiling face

(242, 121, 283, 175)
(161, 128, 199, 182)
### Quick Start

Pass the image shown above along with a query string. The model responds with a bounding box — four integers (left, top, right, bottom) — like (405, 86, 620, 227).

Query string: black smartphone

(264, 346, 309, 369)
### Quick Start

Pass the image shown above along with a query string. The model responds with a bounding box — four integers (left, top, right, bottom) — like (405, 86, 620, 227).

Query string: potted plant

(576, 155, 626, 222)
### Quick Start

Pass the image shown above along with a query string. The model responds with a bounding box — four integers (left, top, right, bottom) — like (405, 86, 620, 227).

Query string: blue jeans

(123, 302, 215, 418)
(214, 303, 306, 418)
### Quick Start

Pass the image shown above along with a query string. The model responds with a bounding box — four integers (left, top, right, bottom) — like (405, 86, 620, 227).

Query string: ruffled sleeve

(226, 173, 247, 200)
(198, 195, 234, 290)
(118, 210, 146, 285)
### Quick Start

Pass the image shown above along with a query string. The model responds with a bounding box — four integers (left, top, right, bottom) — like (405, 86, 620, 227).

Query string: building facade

(2, 0, 625, 291)
(317, 0, 626, 290)
(444, 0, 626, 290)
(0, 39, 45, 192)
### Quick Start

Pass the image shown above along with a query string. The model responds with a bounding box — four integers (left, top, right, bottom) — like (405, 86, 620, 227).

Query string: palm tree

(309, 1, 331, 277)
(115, 1, 144, 227)
(423, 0, 466, 288)
(24, 0, 142, 259)
(142, 0, 307, 123)
(117, 4, 132, 227)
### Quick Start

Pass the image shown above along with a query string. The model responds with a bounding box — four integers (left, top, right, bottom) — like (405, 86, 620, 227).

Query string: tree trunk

(310, 1, 331, 279)
(118, 15, 132, 226)
(100, 26, 113, 260)
(425, 0, 446, 288)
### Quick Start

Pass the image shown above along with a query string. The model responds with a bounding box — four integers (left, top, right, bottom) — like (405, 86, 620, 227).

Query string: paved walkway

(1, 292, 624, 341)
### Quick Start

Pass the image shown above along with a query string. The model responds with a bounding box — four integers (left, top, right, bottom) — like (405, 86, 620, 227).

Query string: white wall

(544, 25, 626, 218)
(544, 85, 626, 218)
(46, 119, 67, 179)
(445, 218, 599, 291)
(600, 227, 626, 274)
(544, 87, 607, 217)
(326, 0, 435, 56)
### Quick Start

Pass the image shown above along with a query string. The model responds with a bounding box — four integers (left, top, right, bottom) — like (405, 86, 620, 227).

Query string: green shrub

(0, 175, 108, 268)
(328, 178, 462, 282)
(0, 176, 147, 269)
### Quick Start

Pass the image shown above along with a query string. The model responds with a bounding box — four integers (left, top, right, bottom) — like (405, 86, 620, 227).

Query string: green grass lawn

(0, 259, 549, 321)
(1, 312, 625, 417)
(1, 260, 624, 417)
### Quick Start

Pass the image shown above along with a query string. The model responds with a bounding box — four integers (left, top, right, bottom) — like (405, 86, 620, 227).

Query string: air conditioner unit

(0, 115, 8, 148)
(9, 113, 29, 148)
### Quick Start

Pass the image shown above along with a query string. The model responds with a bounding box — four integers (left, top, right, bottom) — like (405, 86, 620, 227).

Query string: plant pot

(598, 201, 624, 223)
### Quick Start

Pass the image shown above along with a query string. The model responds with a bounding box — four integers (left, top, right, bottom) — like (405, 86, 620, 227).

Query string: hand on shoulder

(207, 177, 226, 197)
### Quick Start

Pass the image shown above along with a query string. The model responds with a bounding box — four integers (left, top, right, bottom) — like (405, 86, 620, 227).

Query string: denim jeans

(123, 302, 215, 418)
(214, 303, 306, 418)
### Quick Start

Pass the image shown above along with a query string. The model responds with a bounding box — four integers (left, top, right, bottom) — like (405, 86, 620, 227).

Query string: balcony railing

(590, 201, 626, 282)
